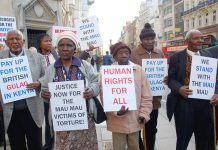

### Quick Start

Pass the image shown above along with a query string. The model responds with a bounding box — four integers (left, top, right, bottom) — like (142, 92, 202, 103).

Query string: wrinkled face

(187, 32, 204, 52)
(58, 38, 76, 60)
(141, 36, 155, 51)
(5, 32, 25, 53)
(40, 36, 52, 52)
(114, 48, 130, 65)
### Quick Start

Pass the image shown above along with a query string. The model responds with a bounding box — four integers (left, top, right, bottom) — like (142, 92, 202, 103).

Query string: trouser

(112, 132, 139, 150)
(174, 99, 213, 150)
(43, 102, 54, 150)
(139, 109, 159, 150)
(7, 108, 42, 150)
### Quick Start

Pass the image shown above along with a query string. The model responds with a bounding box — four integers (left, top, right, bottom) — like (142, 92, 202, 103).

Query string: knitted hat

(110, 42, 131, 57)
(139, 23, 156, 40)
(56, 31, 79, 49)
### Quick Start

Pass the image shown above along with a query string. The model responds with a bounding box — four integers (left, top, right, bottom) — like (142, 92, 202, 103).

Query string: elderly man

(167, 29, 213, 150)
(131, 23, 165, 150)
(0, 30, 45, 150)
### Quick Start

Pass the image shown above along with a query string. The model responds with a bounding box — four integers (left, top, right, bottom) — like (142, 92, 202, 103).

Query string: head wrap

(139, 23, 156, 40)
(110, 42, 131, 57)
(56, 31, 79, 49)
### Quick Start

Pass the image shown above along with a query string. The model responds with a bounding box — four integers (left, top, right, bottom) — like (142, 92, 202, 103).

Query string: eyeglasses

(58, 44, 76, 50)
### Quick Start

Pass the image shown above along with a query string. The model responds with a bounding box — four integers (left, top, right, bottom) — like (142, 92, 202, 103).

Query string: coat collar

(135, 44, 160, 55)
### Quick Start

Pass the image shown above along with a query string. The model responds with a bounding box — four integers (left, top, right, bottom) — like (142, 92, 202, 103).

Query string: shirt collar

(54, 56, 81, 68)
(9, 49, 24, 57)
(186, 49, 200, 56)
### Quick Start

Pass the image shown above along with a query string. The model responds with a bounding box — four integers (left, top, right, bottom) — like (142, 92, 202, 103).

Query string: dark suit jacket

(166, 48, 212, 121)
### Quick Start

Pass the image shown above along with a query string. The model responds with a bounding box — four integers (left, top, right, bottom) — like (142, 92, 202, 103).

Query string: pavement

(96, 101, 195, 150)
(0, 102, 198, 150)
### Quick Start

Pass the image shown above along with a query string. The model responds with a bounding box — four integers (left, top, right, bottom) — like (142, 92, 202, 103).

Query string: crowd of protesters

(0, 23, 218, 150)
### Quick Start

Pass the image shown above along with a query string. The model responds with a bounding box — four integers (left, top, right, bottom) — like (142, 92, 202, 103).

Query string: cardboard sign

(0, 16, 16, 44)
(142, 59, 168, 96)
(0, 56, 36, 103)
(102, 65, 137, 112)
(74, 16, 103, 50)
(52, 26, 78, 46)
(189, 56, 217, 99)
(49, 80, 88, 131)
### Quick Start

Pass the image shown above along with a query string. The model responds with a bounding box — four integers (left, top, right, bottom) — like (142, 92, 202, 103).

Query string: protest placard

(49, 80, 88, 131)
(74, 16, 103, 50)
(142, 59, 168, 96)
(52, 26, 78, 46)
(0, 16, 16, 44)
(102, 65, 137, 112)
(0, 56, 36, 103)
(189, 55, 217, 99)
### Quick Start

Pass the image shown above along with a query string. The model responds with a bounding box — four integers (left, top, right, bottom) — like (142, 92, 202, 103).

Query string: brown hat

(110, 42, 131, 57)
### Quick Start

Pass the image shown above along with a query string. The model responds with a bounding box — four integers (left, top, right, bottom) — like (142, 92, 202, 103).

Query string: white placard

(49, 80, 88, 131)
(142, 59, 168, 96)
(189, 55, 217, 99)
(74, 16, 103, 50)
(0, 56, 36, 103)
(0, 16, 16, 44)
(52, 26, 78, 46)
(102, 65, 137, 112)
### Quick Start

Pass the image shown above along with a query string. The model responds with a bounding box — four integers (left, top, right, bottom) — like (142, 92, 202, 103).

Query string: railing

(182, 0, 218, 16)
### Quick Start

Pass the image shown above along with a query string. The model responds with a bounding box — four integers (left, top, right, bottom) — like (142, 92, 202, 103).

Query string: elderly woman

(40, 31, 99, 150)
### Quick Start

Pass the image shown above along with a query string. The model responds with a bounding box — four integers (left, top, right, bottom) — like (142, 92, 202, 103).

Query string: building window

(199, 15, 202, 26)
(164, 17, 173, 28)
(164, 6, 172, 15)
(205, 13, 208, 24)
(192, 18, 195, 28)
(186, 20, 189, 30)
(213, 10, 216, 23)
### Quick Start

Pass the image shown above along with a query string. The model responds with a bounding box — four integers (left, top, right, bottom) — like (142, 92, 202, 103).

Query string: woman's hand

(83, 87, 93, 100)
(41, 89, 51, 102)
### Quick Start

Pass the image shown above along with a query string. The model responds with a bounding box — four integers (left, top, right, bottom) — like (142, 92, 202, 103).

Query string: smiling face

(114, 48, 130, 65)
(186, 32, 204, 52)
(57, 38, 76, 60)
(5, 31, 25, 54)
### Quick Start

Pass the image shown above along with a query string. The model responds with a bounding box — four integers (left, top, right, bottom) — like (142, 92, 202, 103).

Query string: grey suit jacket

(0, 49, 45, 131)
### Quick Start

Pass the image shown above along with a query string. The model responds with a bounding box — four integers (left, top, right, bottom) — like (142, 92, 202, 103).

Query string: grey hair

(185, 29, 202, 40)
(6, 30, 24, 40)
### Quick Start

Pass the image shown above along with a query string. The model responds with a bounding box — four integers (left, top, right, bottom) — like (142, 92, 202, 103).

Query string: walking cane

(213, 106, 217, 150)
(143, 127, 147, 150)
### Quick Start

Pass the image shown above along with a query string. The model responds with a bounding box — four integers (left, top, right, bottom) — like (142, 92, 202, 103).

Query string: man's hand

(83, 87, 93, 100)
(41, 89, 51, 102)
(179, 86, 192, 97)
(163, 76, 168, 85)
(210, 94, 218, 106)
(26, 81, 41, 90)
(117, 105, 128, 116)
(138, 116, 146, 124)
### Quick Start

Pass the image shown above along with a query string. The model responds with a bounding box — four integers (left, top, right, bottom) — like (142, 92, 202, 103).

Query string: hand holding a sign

(179, 86, 193, 98)
(41, 89, 51, 102)
(210, 94, 218, 106)
(83, 87, 93, 100)
(26, 81, 41, 90)
(117, 105, 129, 116)
(86, 44, 95, 52)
